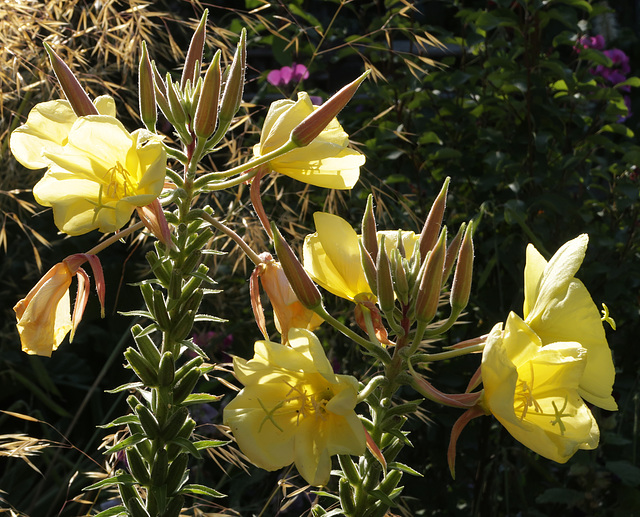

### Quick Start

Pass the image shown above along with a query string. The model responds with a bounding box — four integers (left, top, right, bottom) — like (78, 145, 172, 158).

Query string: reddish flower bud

(138, 41, 157, 131)
(272, 223, 323, 310)
(218, 29, 246, 128)
(414, 228, 447, 324)
(291, 70, 369, 147)
(361, 194, 378, 262)
(194, 50, 221, 139)
(44, 43, 98, 117)
(181, 10, 208, 90)
(418, 177, 449, 262)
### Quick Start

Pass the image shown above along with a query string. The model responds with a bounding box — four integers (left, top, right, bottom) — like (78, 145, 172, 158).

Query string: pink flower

(266, 63, 309, 87)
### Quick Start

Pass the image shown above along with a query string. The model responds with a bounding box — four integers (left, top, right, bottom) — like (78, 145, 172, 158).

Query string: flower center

(514, 362, 571, 435)
(258, 380, 333, 432)
(102, 161, 133, 200)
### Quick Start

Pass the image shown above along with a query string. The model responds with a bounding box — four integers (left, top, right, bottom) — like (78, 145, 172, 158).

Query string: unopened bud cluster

(140, 10, 246, 153)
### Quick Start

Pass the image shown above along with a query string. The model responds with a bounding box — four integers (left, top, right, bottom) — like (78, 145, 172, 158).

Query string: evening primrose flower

(223, 328, 365, 486)
(10, 98, 166, 236)
(302, 212, 419, 302)
(14, 254, 105, 357)
(523, 235, 617, 411)
(481, 313, 599, 463)
(303, 212, 373, 301)
(253, 92, 365, 189)
(10, 96, 115, 169)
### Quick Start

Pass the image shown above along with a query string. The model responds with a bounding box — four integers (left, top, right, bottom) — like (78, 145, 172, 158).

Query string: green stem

(200, 212, 263, 265)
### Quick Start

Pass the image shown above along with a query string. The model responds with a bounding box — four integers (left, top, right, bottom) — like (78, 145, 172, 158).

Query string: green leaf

(606, 461, 640, 487)
(193, 314, 226, 323)
(93, 505, 127, 517)
(193, 439, 230, 450)
(388, 462, 423, 477)
(179, 483, 225, 498)
(98, 415, 140, 429)
(536, 488, 585, 505)
(615, 77, 640, 88)
(182, 393, 223, 406)
(105, 433, 146, 454)
(105, 382, 144, 394)
(85, 473, 136, 491)
(169, 436, 202, 458)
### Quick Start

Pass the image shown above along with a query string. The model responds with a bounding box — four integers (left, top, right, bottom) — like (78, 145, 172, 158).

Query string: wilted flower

(223, 328, 365, 486)
(10, 98, 166, 235)
(14, 254, 105, 357)
(253, 92, 365, 189)
(522, 234, 617, 411)
(481, 313, 599, 463)
(251, 254, 324, 341)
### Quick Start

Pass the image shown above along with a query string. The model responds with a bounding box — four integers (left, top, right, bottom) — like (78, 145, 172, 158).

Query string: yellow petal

(10, 100, 77, 169)
(303, 213, 372, 300)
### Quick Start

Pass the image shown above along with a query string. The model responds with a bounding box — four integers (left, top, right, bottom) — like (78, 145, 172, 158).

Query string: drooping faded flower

(10, 98, 166, 235)
(223, 328, 365, 486)
(481, 313, 599, 463)
(250, 254, 324, 341)
(14, 254, 105, 357)
(522, 234, 617, 411)
(253, 92, 365, 189)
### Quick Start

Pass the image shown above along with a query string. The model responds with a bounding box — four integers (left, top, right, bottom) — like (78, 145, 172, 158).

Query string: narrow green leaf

(85, 473, 136, 491)
(179, 483, 225, 498)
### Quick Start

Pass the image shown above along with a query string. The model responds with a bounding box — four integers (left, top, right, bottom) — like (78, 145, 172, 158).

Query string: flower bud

(361, 194, 378, 262)
(391, 248, 409, 306)
(376, 236, 395, 314)
(450, 222, 474, 312)
(443, 222, 465, 282)
(291, 70, 369, 147)
(43, 43, 98, 117)
(194, 50, 221, 139)
(152, 61, 172, 119)
(418, 177, 449, 262)
(138, 41, 157, 131)
(181, 10, 208, 90)
(272, 223, 323, 310)
(414, 228, 446, 324)
(358, 240, 378, 297)
(166, 74, 187, 128)
(218, 29, 246, 130)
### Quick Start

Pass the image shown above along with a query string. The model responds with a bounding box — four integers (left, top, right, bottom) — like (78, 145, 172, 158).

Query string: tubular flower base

(253, 92, 365, 189)
(481, 313, 599, 463)
(11, 98, 166, 236)
(223, 328, 365, 486)
(523, 234, 617, 410)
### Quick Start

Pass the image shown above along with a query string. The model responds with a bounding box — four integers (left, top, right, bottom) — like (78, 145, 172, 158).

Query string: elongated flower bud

(194, 50, 221, 139)
(272, 223, 322, 310)
(359, 240, 377, 297)
(181, 10, 208, 89)
(44, 43, 98, 117)
(166, 74, 187, 128)
(218, 29, 246, 129)
(291, 70, 369, 147)
(376, 236, 395, 314)
(138, 41, 156, 131)
(418, 177, 449, 262)
(361, 194, 378, 262)
(443, 222, 465, 282)
(152, 61, 172, 119)
(450, 222, 474, 311)
(414, 228, 446, 323)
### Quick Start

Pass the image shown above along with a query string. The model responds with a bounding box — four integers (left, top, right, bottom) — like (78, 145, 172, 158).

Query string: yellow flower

(303, 212, 373, 301)
(302, 212, 419, 302)
(10, 96, 116, 169)
(253, 92, 365, 189)
(223, 328, 365, 486)
(523, 235, 617, 411)
(10, 97, 166, 235)
(14, 255, 105, 357)
(14, 263, 74, 357)
(481, 313, 599, 463)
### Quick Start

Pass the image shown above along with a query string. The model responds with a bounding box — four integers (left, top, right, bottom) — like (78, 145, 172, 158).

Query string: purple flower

(576, 34, 606, 52)
(267, 63, 309, 87)
(604, 49, 631, 75)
